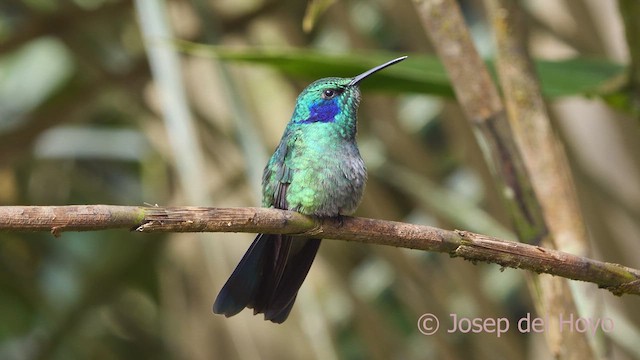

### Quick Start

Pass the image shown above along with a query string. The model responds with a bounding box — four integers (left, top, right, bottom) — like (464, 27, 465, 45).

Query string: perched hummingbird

(213, 56, 407, 323)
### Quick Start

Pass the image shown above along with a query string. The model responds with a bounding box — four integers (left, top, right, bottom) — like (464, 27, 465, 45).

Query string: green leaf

(175, 42, 453, 96)
(534, 58, 625, 97)
(176, 42, 625, 99)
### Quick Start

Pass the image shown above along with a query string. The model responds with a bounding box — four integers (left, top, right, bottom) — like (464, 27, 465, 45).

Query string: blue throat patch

(299, 100, 340, 124)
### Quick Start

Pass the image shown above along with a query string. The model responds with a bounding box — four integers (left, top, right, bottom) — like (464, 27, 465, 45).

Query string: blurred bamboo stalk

(134, 0, 208, 204)
(487, 0, 589, 255)
(190, 0, 267, 200)
(184, 3, 269, 359)
(487, 2, 633, 358)
(411, 0, 593, 357)
(135, 3, 261, 359)
(618, 0, 640, 118)
(411, 0, 546, 244)
(485, 1, 599, 357)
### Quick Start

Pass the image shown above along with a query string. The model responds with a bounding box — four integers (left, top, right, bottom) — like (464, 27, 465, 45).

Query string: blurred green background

(1, 0, 639, 359)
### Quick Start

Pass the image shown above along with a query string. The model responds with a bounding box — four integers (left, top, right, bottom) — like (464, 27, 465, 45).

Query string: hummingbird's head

(290, 56, 407, 134)
(291, 77, 360, 126)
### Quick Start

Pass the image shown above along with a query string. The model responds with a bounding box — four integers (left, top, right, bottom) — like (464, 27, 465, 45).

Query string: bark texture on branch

(1, 205, 639, 296)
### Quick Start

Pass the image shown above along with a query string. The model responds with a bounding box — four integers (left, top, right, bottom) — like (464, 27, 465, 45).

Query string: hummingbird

(213, 56, 407, 323)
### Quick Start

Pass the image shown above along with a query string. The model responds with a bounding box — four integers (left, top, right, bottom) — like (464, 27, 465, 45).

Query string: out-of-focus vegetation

(0, 0, 639, 359)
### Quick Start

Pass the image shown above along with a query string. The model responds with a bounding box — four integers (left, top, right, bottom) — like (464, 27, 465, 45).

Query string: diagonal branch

(1, 205, 639, 296)
(410, 1, 592, 356)
(411, 0, 546, 244)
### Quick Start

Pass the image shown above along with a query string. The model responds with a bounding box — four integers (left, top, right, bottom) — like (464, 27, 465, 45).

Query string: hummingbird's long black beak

(348, 56, 407, 86)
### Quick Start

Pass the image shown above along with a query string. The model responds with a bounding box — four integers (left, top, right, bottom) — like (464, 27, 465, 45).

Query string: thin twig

(1, 205, 639, 296)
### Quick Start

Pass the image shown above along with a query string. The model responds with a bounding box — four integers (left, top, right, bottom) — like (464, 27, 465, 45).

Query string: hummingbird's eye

(322, 89, 337, 99)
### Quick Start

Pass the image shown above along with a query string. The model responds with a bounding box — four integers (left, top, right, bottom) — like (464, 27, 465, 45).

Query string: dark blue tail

(213, 234, 321, 323)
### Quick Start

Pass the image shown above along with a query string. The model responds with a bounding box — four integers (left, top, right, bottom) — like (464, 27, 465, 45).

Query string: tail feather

(212, 235, 268, 317)
(264, 238, 321, 321)
(251, 234, 290, 314)
(213, 234, 321, 323)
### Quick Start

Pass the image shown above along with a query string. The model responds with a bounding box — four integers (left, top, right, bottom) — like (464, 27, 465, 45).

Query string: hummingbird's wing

(214, 129, 321, 323)
(254, 132, 322, 322)
(262, 129, 293, 209)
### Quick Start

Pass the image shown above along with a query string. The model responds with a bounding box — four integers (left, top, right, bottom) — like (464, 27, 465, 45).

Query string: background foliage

(1, 0, 639, 359)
